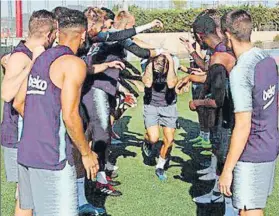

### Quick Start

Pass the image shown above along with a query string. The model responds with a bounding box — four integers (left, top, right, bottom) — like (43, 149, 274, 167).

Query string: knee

(148, 134, 159, 144)
(163, 136, 174, 146)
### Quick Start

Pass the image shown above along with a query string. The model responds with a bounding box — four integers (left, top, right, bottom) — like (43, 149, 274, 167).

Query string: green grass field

(1, 63, 279, 216)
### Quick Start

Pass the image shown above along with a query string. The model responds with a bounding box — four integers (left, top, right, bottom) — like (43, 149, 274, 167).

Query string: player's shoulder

(59, 55, 86, 68)
(211, 51, 235, 65)
(9, 51, 30, 61)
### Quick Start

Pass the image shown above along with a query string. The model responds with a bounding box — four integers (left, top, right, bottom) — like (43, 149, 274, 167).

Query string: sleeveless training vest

(18, 45, 75, 170)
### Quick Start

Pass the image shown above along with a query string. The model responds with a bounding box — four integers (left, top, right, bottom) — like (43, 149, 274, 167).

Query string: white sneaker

(199, 172, 216, 181)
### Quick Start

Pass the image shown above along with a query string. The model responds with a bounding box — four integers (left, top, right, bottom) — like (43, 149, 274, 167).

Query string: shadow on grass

(85, 116, 225, 216)
(171, 117, 225, 216)
(85, 116, 143, 215)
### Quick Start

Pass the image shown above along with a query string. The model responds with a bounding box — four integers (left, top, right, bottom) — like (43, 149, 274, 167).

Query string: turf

(1, 63, 279, 216)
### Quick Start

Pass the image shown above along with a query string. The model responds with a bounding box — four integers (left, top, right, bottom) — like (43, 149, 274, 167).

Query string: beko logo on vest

(263, 85, 276, 110)
(27, 75, 48, 95)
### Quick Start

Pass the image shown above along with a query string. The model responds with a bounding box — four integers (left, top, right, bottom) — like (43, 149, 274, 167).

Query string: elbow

(142, 78, 152, 88)
(235, 120, 251, 135)
(167, 79, 178, 89)
(63, 113, 75, 127)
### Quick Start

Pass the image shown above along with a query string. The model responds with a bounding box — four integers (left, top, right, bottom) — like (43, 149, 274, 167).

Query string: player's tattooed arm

(61, 56, 99, 179)
(142, 61, 153, 88)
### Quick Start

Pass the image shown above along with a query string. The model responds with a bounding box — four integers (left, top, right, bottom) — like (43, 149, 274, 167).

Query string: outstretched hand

(190, 68, 207, 76)
(179, 36, 195, 53)
(175, 76, 191, 94)
(107, 61, 125, 70)
(152, 19, 164, 28)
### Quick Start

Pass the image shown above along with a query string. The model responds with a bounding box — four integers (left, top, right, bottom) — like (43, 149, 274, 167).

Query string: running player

(142, 53, 179, 180)
(13, 9, 99, 216)
(176, 14, 235, 208)
(219, 10, 278, 216)
(1, 10, 58, 216)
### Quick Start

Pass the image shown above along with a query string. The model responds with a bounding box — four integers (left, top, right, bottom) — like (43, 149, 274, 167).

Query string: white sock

(204, 132, 210, 141)
(97, 171, 108, 184)
(156, 156, 167, 169)
(199, 131, 204, 138)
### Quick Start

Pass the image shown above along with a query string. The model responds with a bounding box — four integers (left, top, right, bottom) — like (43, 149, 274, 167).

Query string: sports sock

(156, 156, 167, 169)
(77, 177, 88, 207)
(97, 171, 108, 184)
(199, 131, 205, 138)
(203, 132, 210, 142)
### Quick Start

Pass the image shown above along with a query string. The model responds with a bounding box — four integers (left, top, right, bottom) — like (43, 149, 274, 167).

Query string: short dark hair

(52, 6, 70, 20)
(101, 7, 115, 20)
(59, 9, 87, 30)
(221, 9, 253, 42)
(198, 9, 221, 28)
(193, 14, 216, 36)
(29, 10, 57, 36)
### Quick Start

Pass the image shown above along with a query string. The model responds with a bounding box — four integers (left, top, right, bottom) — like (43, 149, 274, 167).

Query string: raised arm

(142, 61, 153, 88)
(61, 57, 99, 179)
(164, 53, 178, 88)
(93, 19, 163, 43)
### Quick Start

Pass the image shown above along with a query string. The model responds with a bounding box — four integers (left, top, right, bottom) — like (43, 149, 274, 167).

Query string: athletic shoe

(95, 182, 122, 197)
(189, 135, 203, 143)
(193, 191, 224, 204)
(155, 168, 167, 181)
(197, 165, 214, 175)
(200, 150, 212, 156)
(106, 176, 121, 186)
(192, 139, 212, 149)
(78, 204, 106, 215)
(198, 172, 216, 181)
